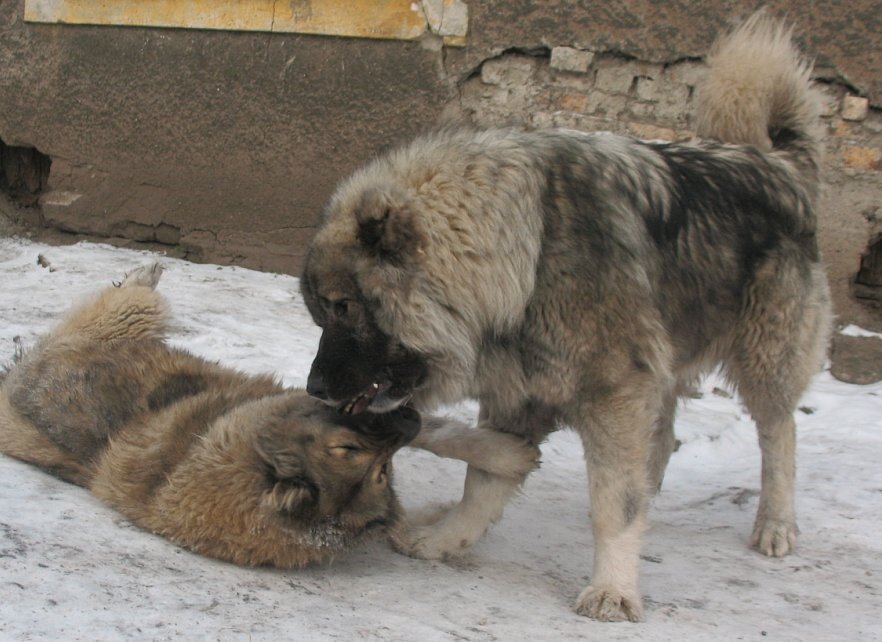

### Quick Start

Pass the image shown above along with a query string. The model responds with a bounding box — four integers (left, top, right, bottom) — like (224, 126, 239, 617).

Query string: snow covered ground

(1, 238, 880, 642)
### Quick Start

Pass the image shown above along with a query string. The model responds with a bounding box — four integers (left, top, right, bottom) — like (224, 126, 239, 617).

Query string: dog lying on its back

(0, 263, 538, 567)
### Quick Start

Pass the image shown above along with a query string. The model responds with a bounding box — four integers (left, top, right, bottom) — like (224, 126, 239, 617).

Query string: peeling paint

(40, 190, 81, 207)
(24, 0, 468, 45)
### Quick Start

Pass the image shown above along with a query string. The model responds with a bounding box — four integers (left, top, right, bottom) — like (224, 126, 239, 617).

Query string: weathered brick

(550, 47, 594, 73)
(481, 56, 537, 87)
(628, 122, 694, 142)
(831, 118, 855, 137)
(530, 111, 556, 128)
(594, 59, 664, 96)
(629, 122, 676, 141)
(664, 61, 705, 88)
(654, 83, 692, 122)
(594, 66, 635, 94)
(628, 101, 656, 119)
(817, 86, 841, 118)
(585, 91, 628, 118)
(842, 95, 870, 121)
(842, 145, 882, 170)
(635, 77, 659, 102)
(863, 116, 882, 134)
(548, 110, 617, 133)
(558, 93, 588, 112)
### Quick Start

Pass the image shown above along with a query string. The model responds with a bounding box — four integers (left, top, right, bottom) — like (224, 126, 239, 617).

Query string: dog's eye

(333, 300, 350, 317)
(329, 443, 362, 456)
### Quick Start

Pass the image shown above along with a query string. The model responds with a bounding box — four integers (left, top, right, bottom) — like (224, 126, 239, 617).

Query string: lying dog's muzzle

(343, 405, 421, 449)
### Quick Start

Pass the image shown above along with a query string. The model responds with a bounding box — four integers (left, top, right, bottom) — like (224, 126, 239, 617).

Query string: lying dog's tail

(695, 11, 822, 193)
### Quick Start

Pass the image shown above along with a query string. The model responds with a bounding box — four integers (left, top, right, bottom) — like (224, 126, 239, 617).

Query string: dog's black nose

(306, 372, 329, 401)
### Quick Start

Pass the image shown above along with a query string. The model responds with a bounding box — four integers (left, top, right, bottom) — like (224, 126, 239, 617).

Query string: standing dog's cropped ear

(355, 187, 426, 262)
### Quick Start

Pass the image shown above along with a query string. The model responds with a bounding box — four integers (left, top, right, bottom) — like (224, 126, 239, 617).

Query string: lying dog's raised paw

(119, 262, 165, 289)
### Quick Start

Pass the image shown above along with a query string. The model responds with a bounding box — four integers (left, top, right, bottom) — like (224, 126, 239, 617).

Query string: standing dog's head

(300, 184, 432, 414)
(302, 132, 543, 413)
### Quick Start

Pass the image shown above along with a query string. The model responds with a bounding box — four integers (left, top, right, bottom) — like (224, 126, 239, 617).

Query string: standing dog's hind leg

(647, 391, 678, 493)
(730, 259, 832, 557)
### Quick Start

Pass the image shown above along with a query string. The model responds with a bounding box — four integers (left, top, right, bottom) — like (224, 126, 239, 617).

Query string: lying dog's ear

(254, 435, 318, 517)
(355, 187, 426, 263)
(261, 477, 317, 516)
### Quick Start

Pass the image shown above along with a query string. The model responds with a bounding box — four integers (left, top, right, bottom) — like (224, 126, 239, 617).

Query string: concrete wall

(1, 0, 880, 329)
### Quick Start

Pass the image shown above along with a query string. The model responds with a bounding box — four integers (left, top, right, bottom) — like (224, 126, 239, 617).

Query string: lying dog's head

(251, 398, 420, 556)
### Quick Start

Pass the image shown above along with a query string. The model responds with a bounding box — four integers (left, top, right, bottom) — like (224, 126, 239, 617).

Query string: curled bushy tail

(696, 11, 822, 186)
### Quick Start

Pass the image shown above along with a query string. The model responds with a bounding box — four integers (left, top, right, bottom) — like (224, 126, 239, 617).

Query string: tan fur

(0, 394, 90, 485)
(696, 10, 822, 154)
(302, 11, 832, 621)
(0, 264, 539, 568)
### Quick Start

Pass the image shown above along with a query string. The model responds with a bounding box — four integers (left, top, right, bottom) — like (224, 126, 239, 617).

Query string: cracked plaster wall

(1, 0, 880, 328)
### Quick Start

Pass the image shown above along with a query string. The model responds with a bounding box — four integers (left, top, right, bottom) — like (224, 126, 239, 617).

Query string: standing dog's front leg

(391, 465, 525, 560)
(391, 403, 548, 560)
(574, 385, 657, 622)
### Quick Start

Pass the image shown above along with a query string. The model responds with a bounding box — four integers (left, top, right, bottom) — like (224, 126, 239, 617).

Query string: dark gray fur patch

(484, 396, 560, 443)
(9, 358, 141, 459)
(529, 130, 822, 368)
(147, 373, 207, 411)
(623, 486, 643, 526)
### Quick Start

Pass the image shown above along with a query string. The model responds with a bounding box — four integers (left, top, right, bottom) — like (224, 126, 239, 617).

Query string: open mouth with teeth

(340, 382, 391, 415)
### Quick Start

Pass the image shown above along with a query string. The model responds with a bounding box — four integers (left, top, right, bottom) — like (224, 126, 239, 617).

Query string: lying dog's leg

(410, 416, 540, 478)
(50, 262, 168, 342)
(0, 393, 89, 484)
(2, 263, 172, 465)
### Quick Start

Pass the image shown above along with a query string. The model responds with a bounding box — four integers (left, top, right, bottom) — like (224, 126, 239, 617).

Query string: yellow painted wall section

(24, 0, 467, 44)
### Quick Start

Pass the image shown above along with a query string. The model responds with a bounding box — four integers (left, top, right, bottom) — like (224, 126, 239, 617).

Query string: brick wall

(447, 49, 882, 330)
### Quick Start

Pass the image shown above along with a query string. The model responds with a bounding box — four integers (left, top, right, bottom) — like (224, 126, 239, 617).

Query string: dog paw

(389, 518, 479, 561)
(390, 525, 444, 560)
(493, 435, 542, 477)
(575, 585, 643, 622)
(119, 262, 164, 289)
(751, 518, 797, 557)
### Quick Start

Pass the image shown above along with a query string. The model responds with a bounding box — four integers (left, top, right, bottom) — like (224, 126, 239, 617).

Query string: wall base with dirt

(1, 0, 880, 338)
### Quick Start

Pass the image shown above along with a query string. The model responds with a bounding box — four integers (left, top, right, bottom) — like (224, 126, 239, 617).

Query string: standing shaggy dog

(0, 264, 538, 568)
(301, 13, 832, 620)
